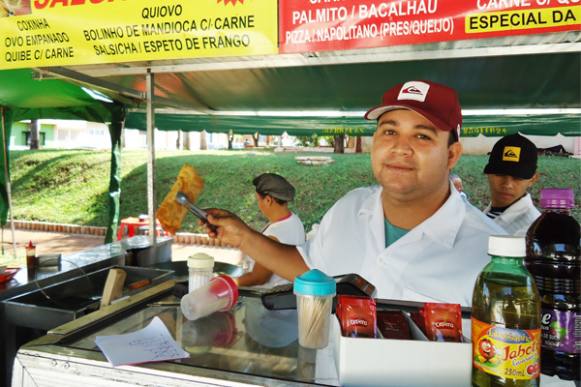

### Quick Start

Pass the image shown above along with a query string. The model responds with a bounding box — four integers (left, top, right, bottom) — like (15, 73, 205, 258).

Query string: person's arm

(204, 209, 308, 281)
(236, 262, 273, 286)
(235, 236, 279, 286)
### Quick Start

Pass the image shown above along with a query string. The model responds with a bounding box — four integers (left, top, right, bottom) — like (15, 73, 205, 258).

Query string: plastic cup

(181, 311, 236, 351)
(296, 294, 334, 349)
(181, 274, 238, 321)
(187, 253, 214, 293)
(293, 269, 336, 349)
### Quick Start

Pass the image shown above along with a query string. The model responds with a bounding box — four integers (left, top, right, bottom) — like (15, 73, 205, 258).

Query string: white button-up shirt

(246, 212, 306, 288)
(260, 213, 305, 287)
(299, 185, 505, 306)
(484, 193, 541, 236)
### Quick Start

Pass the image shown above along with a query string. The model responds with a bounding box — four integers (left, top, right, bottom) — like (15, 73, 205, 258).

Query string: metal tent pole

(1, 107, 17, 259)
(146, 69, 157, 246)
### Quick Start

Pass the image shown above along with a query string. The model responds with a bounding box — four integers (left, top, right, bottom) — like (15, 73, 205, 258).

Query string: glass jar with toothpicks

(293, 269, 336, 349)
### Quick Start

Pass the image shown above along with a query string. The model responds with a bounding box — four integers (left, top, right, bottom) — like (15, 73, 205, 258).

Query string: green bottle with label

(472, 235, 541, 387)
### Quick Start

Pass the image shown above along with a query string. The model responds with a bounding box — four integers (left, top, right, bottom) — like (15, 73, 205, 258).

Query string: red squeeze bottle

(25, 240, 36, 269)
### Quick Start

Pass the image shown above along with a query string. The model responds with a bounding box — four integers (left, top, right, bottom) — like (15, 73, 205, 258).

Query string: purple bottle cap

(540, 188, 575, 209)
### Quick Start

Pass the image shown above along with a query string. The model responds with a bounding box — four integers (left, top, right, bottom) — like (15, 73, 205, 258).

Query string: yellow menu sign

(0, 0, 278, 69)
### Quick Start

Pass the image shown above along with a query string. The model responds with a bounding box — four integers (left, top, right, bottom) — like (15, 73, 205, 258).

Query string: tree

(183, 131, 191, 150)
(200, 130, 208, 150)
(227, 130, 234, 150)
(296, 134, 320, 147)
(333, 134, 345, 153)
(29, 119, 40, 150)
(121, 127, 126, 149)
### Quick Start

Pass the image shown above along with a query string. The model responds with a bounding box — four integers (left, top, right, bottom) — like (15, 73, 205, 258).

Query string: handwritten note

(95, 316, 189, 366)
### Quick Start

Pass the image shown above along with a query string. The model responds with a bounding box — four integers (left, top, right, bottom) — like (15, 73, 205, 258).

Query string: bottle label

(472, 317, 541, 380)
(541, 308, 581, 354)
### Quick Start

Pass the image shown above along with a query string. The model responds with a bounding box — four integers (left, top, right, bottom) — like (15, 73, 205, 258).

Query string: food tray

(0, 268, 20, 284)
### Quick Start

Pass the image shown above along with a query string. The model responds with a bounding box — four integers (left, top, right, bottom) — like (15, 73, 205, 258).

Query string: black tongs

(175, 192, 217, 233)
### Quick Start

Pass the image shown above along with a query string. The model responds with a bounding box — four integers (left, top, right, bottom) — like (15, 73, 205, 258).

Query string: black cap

(253, 173, 295, 202)
(484, 134, 538, 179)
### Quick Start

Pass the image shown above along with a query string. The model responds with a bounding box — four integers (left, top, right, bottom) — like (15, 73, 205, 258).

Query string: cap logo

(397, 81, 430, 103)
(502, 146, 521, 162)
(402, 86, 423, 95)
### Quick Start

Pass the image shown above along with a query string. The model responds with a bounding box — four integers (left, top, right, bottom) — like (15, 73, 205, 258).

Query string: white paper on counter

(95, 316, 189, 366)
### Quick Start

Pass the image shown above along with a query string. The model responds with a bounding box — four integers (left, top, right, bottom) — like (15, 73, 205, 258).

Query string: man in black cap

(236, 173, 305, 287)
(483, 133, 541, 236)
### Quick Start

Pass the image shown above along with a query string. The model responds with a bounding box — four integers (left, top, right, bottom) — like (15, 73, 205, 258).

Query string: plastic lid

(488, 235, 526, 257)
(27, 240, 35, 249)
(293, 269, 336, 296)
(214, 274, 239, 311)
(540, 188, 575, 209)
(187, 253, 215, 269)
(126, 235, 150, 249)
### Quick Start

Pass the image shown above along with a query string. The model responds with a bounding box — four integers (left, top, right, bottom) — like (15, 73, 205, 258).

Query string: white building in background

(15, 119, 232, 150)
(123, 129, 231, 150)
(8, 119, 111, 150)
(45, 120, 110, 149)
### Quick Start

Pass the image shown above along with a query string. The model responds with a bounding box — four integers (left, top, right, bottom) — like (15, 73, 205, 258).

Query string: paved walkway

(0, 229, 242, 267)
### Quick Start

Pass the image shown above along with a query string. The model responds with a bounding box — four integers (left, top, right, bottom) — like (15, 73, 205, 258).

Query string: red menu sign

(280, 0, 580, 53)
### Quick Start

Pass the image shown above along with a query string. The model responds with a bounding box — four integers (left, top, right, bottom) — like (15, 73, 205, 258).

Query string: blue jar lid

(293, 269, 336, 296)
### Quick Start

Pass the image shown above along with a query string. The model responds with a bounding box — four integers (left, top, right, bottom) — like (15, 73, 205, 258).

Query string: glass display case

(12, 291, 339, 387)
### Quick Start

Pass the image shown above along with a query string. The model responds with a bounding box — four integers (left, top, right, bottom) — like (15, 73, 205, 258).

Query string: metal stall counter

(0, 236, 172, 387)
(11, 292, 339, 387)
(0, 241, 126, 301)
(0, 240, 126, 387)
(9, 282, 577, 387)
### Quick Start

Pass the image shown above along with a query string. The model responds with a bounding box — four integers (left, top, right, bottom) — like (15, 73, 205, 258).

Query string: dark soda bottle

(525, 188, 580, 381)
(472, 235, 541, 387)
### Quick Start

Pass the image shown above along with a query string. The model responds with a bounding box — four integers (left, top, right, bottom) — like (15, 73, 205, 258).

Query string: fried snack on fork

(156, 164, 204, 235)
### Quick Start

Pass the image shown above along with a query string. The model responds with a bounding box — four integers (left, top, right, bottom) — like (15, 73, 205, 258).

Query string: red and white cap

(364, 80, 462, 138)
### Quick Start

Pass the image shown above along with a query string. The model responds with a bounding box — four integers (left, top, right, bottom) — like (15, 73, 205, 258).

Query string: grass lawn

(9, 149, 581, 232)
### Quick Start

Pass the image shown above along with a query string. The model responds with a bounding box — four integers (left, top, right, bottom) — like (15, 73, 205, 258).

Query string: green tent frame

(0, 36, 579, 244)
(1, 70, 578, 246)
(0, 69, 127, 243)
(125, 111, 581, 137)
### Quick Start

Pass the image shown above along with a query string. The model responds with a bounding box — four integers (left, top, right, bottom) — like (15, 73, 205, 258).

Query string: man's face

(487, 174, 538, 207)
(370, 109, 461, 202)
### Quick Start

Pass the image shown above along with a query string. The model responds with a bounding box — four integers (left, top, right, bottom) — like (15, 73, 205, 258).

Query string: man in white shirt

(483, 134, 541, 236)
(450, 173, 468, 201)
(236, 173, 305, 287)
(204, 80, 504, 306)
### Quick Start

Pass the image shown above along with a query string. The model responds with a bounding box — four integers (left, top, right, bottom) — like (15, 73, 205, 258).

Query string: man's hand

(201, 208, 308, 281)
(201, 208, 254, 249)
